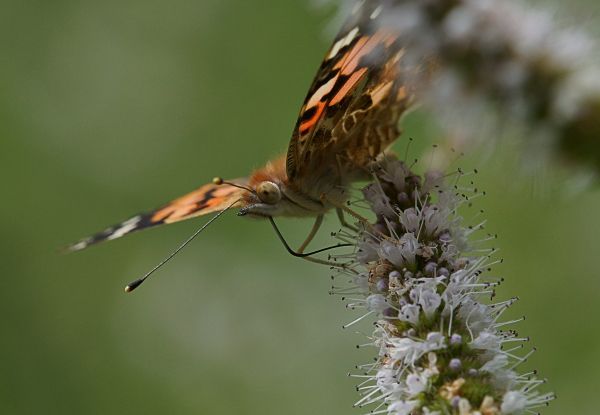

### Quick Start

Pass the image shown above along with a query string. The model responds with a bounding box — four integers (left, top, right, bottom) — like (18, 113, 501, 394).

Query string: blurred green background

(1, 0, 599, 414)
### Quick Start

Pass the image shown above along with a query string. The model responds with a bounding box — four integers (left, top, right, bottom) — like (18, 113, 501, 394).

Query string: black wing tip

(61, 238, 93, 254)
(62, 214, 151, 254)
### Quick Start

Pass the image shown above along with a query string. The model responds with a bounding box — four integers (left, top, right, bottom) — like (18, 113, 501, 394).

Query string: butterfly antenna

(124, 199, 240, 293)
(213, 177, 255, 194)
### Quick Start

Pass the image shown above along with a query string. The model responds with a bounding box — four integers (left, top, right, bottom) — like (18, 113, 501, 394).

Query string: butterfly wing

(286, 0, 413, 191)
(68, 179, 248, 251)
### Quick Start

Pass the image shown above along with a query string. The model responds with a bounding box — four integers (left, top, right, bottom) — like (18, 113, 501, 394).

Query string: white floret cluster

(390, 0, 600, 169)
(325, 0, 600, 170)
(331, 157, 554, 414)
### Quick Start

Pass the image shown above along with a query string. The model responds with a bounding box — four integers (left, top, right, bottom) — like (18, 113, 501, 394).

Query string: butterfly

(68, 0, 414, 290)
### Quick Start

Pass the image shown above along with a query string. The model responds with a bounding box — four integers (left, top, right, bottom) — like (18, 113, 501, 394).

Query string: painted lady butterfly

(69, 0, 414, 290)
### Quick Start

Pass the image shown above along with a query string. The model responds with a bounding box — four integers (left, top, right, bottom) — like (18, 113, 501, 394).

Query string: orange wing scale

(151, 182, 245, 224)
(297, 30, 396, 137)
(286, 1, 412, 186)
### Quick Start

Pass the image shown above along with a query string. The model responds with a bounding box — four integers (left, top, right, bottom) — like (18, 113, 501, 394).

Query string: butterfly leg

(298, 214, 324, 254)
(336, 208, 359, 232)
(268, 217, 350, 267)
(320, 193, 370, 225)
(330, 153, 371, 232)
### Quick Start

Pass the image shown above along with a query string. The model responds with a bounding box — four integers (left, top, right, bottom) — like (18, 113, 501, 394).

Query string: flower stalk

(329, 156, 554, 414)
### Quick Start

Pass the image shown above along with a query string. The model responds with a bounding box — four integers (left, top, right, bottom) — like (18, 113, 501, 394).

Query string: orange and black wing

(67, 180, 247, 251)
(286, 0, 414, 186)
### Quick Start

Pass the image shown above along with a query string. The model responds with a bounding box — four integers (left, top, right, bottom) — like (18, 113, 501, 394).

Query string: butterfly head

(216, 156, 325, 218)
(237, 179, 288, 218)
(213, 176, 288, 218)
(236, 156, 320, 218)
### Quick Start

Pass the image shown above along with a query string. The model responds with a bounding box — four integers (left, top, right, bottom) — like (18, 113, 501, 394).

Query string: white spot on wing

(70, 240, 89, 251)
(327, 27, 359, 60)
(107, 215, 142, 240)
(370, 5, 383, 20)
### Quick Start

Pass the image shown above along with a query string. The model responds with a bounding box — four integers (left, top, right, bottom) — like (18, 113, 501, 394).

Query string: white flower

(500, 391, 528, 414)
(383, 162, 410, 192)
(389, 337, 424, 365)
(378, 233, 418, 268)
(376, 368, 397, 392)
(405, 372, 428, 395)
(399, 209, 420, 233)
(399, 303, 420, 324)
(422, 206, 449, 238)
(491, 368, 518, 390)
(458, 299, 493, 335)
(424, 332, 445, 351)
(425, 352, 439, 377)
(357, 237, 380, 264)
(372, 323, 394, 355)
(417, 287, 442, 318)
(398, 233, 419, 266)
(388, 399, 419, 415)
(471, 331, 501, 351)
(352, 273, 369, 291)
(366, 294, 388, 313)
(378, 240, 405, 267)
(480, 354, 508, 373)
(363, 184, 396, 217)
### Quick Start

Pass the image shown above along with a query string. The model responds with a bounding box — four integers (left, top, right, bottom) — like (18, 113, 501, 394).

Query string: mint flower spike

(323, 0, 600, 171)
(328, 156, 554, 415)
(398, 0, 600, 170)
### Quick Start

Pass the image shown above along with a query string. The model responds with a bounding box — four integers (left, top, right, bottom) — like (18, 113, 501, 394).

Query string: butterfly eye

(256, 181, 281, 204)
